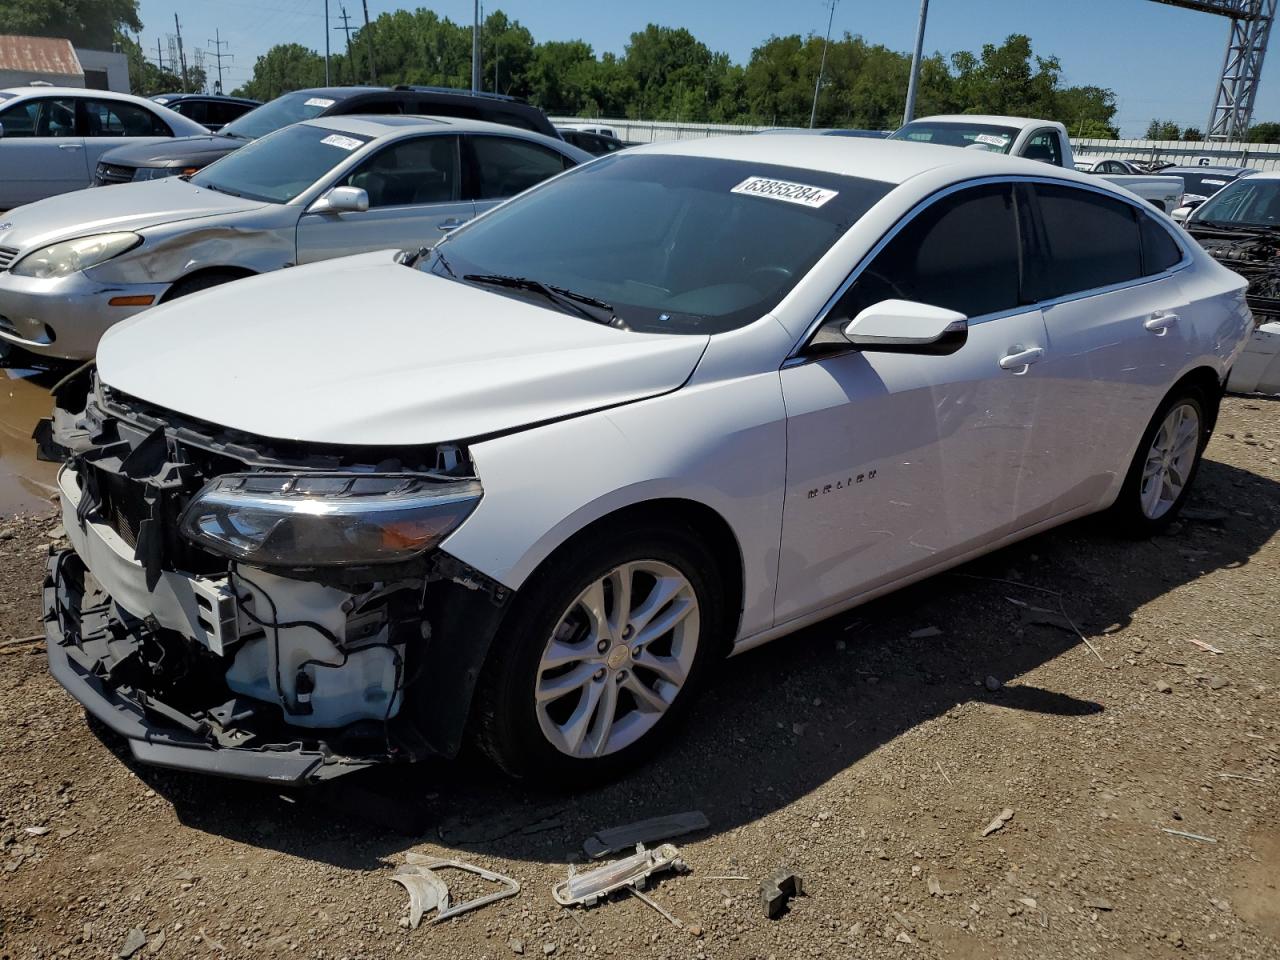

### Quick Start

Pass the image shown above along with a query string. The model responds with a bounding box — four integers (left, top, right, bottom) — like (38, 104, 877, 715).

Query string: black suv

(149, 93, 261, 132)
(95, 86, 560, 185)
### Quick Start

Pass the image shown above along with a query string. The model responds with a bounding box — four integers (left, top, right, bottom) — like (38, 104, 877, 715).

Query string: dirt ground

(1, 396, 1277, 960)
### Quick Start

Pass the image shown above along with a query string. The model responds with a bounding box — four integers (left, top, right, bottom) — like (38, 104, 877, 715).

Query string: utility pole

(324, 0, 331, 85)
(809, 0, 838, 128)
(156, 37, 165, 73)
(173, 14, 190, 92)
(360, 0, 376, 84)
(207, 30, 231, 95)
(471, 0, 480, 91)
(903, 0, 930, 125)
(335, 6, 353, 84)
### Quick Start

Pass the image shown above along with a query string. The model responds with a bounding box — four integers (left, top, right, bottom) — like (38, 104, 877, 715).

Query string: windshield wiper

(463, 274, 626, 328)
(198, 181, 243, 198)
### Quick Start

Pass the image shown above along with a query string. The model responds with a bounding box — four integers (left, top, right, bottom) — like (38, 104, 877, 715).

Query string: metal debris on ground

(553, 843, 686, 908)
(759, 866, 804, 919)
(392, 854, 520, 928)
(1162, 828, 1218, 843)
(981, 808, 1015, 837)
(582, 811, 709, 859)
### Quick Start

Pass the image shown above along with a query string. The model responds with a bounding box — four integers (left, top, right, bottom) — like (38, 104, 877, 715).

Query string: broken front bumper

(43, 549, 380, 785)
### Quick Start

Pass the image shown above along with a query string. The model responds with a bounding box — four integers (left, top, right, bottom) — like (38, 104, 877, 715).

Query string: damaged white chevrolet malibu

(39, 136, 1252, 785)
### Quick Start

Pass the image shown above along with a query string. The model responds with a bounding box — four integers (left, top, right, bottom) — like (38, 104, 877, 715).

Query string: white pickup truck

(889, 115, 1185, 214)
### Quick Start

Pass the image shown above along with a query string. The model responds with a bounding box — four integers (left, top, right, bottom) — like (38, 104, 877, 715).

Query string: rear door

(296, 134, 473, 264)
(0, 96, 86, 207)
(1020, 181, 1194, 511)
(464, 134, 575, 215)
(78, 97, 174, 172)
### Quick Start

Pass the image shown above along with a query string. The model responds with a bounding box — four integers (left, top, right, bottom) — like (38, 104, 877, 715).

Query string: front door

(78, 97, 174, 175)
(296, 134, 474, 264)
(0, 97, 85, 208)
(776, 181, 1051, 624)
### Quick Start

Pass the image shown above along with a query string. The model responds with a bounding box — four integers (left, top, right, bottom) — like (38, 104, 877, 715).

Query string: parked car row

(15, 114, 1250, 785)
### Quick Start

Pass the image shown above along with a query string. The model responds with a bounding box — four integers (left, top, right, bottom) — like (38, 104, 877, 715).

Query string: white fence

(553, 117, 1280, 171)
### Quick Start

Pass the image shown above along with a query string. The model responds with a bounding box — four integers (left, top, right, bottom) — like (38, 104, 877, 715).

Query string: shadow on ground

(96, 453, 1278, 871)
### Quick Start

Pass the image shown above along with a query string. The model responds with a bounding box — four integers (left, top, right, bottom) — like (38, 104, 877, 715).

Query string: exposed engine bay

(37, 368, 509, 783)
(1187, 225, 1280, 324)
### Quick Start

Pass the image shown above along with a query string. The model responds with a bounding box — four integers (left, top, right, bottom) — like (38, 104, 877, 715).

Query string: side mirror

(842, 299, 968, 355)
(310, 185, 368, 214)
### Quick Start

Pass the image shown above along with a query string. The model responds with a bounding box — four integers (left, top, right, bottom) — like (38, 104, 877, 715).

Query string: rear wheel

(473, 520, 725, 784)
(1112, 387, 1208, 535)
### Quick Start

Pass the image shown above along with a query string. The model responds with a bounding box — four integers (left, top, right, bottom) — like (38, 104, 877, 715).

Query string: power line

(208, 29, 232, 94)
(809, 0, 838, 129)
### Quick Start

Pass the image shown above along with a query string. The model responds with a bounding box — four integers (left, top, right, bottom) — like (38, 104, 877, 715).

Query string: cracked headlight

(10, 232, 142, 279)
(179, 473, 482, 567)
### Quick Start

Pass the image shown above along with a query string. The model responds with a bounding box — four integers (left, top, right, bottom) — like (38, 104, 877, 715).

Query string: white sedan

(0, 87, 208, 209)
(40, 136, 1252, 785)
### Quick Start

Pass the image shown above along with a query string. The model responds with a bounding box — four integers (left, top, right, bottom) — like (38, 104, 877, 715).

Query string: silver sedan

(0, 115, 589, 359)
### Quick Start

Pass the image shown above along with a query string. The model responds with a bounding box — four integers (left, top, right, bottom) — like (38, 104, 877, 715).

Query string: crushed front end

(1187, 225, 1280, 326)
(36, 371, 509, 785)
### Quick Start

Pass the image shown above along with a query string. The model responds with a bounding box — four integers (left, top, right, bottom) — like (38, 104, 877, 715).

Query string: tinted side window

(0, 97, 77, 136)
(177, 100, 208, 124)
(341, 135, 460, 207)
(1139, 213, 1183, 275)
(212, 101, 251, 126)
(834, 182, 1022, 322)
(81, 99, 171, 137)
(468, 136, 570, 200)
(1026, 184, 1142, 300)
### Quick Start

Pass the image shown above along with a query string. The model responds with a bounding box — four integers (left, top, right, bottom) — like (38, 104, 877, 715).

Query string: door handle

(57, 143, 83, 150)
(1144, 311, 1179, 334)
(437, 218, 467, 232)
(998, 346, 1044, 371)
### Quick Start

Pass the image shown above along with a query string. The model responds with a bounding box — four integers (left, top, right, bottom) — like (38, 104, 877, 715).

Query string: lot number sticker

(974, 133, 1010, 147)
(305, 97, 336, 108)
(320, 134, 364, 150)
(731, 176, 838, 208)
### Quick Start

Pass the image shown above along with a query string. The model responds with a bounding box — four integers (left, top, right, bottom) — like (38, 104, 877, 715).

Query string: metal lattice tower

(1149, 0, 1278, 140)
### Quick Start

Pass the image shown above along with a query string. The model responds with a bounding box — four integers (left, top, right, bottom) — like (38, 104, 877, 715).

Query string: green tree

(1146, 119, 1182, 140)
(1181, 126, 1203, 141)
(0, 0, 140, 49)
(115, 31, 185, 96)
(233, 44, 326, 101)
(1247, 121, 1280, 143)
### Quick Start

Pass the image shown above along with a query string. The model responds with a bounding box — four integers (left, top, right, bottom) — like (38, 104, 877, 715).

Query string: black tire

(472, 518, 727, 785)
(161, 271, 246, 303)
(1111, 385, 1210, 536)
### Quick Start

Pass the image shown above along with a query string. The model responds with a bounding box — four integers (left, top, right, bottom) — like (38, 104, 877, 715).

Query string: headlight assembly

(179, 473, 482, 567)
(10, 232, 142, 279)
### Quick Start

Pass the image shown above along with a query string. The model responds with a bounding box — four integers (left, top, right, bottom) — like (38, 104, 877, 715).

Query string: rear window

(1026, 183, 1143, 300)
(1179, 172, 1237, 197)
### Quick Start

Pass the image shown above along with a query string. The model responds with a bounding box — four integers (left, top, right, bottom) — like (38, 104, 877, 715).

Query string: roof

(1, 85, 146, 101)
(1164, 165, 1256, 175)
(904, 114, 1058, 129)
(301, 113, 581, 148)
(635, 133, 1091, 187)
(0, 35, 82, 78)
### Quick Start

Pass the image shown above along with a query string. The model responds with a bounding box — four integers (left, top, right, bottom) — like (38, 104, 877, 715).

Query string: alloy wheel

(534, 560, 700, 759)
(1140, 401, 1200, 520)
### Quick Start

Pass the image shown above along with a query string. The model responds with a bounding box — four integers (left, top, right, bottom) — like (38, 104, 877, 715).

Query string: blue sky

(138, 0, 1272, 137)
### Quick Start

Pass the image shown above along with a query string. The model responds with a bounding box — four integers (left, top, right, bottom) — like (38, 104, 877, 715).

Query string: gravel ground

(1, 396, 1277, 960)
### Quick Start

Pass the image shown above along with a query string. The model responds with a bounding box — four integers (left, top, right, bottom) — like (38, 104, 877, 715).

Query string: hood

(98, 134, 242, 168)
(97, 253, 710, 446)
(1188, 225, 1280, 312)
(0, 179, 268, 253)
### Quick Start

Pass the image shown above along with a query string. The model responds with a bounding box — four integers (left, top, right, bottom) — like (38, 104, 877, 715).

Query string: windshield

(190, 123, 370, 203)
(1192, 178, 1280, 229)
(1177, 171, 1240, 198)
(220, 90, 343, 141)
(888, 121, 1018, 154)
(427, 153, 891, 334)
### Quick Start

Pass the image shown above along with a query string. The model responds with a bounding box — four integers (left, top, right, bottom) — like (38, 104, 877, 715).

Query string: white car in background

(0, 87, 208, 209)
(40, 137, 1251, 786)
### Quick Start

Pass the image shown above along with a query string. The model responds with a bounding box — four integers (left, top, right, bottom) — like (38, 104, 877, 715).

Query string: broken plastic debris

(760, 866, 804, 919)
(582, 811, 709, 859)
(981, 808, 1014, 837)
(553, 843, 685, 908)
(393, 854, 520, 927)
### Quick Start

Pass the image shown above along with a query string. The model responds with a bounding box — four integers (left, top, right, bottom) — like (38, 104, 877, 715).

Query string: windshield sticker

(305, 97, 336, 108)
(320, 133, 363, 150)
(974, 133, 1010, 147)
(731, 176, 838, 208)
(1201, 179, 1227, 186)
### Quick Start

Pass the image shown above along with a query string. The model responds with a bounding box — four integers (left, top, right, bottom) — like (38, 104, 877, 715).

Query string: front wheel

(1112, 388, 1208, 535)
(472, 521, 726, 784)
